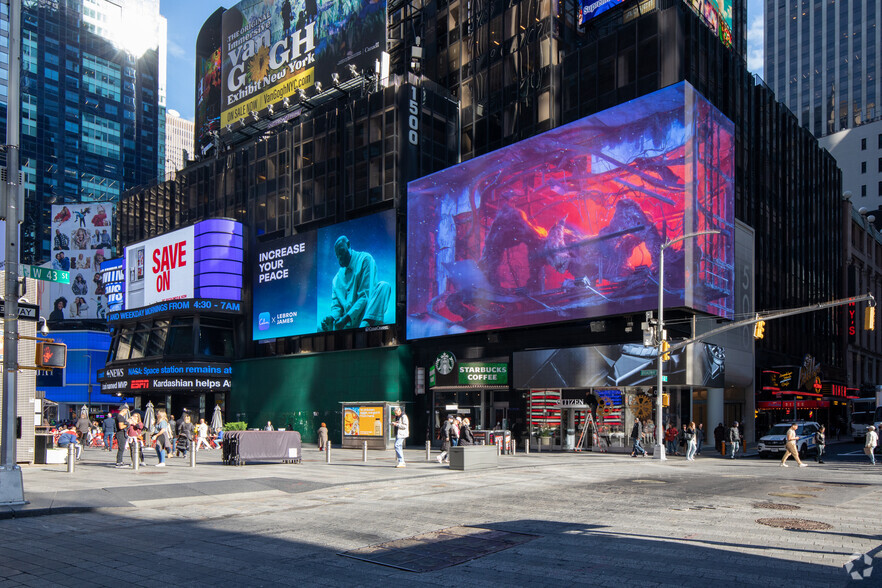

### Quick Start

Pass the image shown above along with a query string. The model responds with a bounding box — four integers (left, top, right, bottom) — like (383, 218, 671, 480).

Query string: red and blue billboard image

(406, 82, 734, 340)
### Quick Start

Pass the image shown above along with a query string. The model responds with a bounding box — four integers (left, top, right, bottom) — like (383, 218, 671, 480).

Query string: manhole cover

(339, 526, 538, 572)
(768, 492, 816, 499)
(756, 518, 832, 531)
(753, 502, 801, 511)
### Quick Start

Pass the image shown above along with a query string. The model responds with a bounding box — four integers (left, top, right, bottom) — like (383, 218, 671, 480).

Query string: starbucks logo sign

(435, 351, 456, 375)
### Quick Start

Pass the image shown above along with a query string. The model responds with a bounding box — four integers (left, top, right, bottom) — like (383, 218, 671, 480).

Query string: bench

(448, 445, 499, 471)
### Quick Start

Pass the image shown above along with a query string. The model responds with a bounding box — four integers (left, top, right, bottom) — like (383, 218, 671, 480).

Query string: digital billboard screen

(578, 0, 625, 24)
(406, 81, 735, 340)
(124, 219, 244, 310)
(220, 0, 387, 130)
(253, 209, 396, 340)
(43, 203, 114, 321)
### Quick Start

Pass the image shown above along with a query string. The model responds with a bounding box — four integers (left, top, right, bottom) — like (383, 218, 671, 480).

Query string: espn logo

(130, 379, 150, 389)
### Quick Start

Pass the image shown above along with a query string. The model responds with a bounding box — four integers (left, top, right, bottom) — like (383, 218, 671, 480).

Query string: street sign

(0, 302, 38, 321)
(21, 265, 69, 284)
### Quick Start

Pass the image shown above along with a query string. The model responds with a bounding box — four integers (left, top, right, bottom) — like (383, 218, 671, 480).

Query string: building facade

(818, 119, 882, 213)
(19, 0, 166, 265)
(164, 109, 193, 179)
(110, 0, 845, 446)
(764, 0, 879, 138)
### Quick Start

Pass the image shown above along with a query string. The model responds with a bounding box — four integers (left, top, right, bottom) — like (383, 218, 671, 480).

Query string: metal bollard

(481, 440, 485, 446)
(326, 442, 331, 464)
(497, 441, 501, 456)
(133, 444, 140, 472)
(537, 438, 541, 453)
(67, 444, 76, 473)
(189, 445, 196, 468)
(425, 440, 431, 461)
(363, 441, 368, 462)
(524, 438, 530, 455)
(511, 441, 516, 456)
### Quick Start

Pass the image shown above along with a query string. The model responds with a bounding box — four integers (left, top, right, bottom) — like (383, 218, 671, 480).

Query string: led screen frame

(406, 81, 735, 341)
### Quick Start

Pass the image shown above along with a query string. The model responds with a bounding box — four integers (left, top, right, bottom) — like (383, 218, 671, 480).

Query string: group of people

(436, 414, 475, 464)
(630, 418, 704, 460)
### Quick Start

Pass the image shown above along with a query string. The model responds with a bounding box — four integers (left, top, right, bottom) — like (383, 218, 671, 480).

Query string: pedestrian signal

(865, 306, 876, 331)
(35, 342, 67, 369)
(753, 320, 766, 339)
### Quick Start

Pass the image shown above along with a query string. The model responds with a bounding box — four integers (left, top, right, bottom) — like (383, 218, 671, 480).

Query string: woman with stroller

(176, 414, 194, 457)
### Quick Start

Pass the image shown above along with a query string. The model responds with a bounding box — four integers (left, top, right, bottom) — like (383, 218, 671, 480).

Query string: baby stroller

(176, 434, 191, 457)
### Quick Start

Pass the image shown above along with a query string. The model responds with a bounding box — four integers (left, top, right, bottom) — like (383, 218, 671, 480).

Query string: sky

(161, 0, 231, 121)
(159, 0, 766, 122)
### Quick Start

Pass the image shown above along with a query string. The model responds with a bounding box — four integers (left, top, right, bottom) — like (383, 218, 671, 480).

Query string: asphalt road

(0, 443, 880, 587)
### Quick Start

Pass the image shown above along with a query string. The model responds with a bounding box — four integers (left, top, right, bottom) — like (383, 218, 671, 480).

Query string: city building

(109, 0, 846, 448)
(763, 0, 879, 138)
(20, 0, 166, 266)
(818, 119, 882, 213)
(164, 109, 193, 179)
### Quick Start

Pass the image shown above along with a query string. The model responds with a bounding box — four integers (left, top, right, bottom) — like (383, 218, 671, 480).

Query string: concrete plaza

(0, 443, 879, 587)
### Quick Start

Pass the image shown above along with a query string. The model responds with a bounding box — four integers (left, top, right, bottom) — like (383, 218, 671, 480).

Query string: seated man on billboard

(320, 236, 391, 331)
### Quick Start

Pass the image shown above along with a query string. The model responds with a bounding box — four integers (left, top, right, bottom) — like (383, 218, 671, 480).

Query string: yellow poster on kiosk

(343, 405, 383, 436)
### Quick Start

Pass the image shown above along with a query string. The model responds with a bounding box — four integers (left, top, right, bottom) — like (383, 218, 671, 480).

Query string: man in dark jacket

(102, 414, 115, 451)
(630, 418, 647, 457)
(727, 421, 741, 459)
(714, 423, 726, 454)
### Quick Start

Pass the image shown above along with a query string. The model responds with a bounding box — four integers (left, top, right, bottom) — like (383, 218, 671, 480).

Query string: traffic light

(660, 340, 671, 361)
(662, 393, 670, 407)
(35, 342, 67, 369)
(753, 320, 766, 339)
(865, 306, 876, 331)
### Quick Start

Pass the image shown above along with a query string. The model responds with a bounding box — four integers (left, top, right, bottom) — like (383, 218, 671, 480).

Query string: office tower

(164, 109, 193, 179)
(19, 0, 166, 264)
(764, 0, 879, 138)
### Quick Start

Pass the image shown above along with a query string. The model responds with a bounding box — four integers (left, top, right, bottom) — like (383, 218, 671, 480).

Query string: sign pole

(0, 0, 25, 505)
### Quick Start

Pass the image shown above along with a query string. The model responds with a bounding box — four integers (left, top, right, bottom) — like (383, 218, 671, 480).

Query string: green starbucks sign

(458, 362, 508, 386)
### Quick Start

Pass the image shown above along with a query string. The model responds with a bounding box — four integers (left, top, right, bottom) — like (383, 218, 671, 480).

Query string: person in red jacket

(665, 424, 680, 456)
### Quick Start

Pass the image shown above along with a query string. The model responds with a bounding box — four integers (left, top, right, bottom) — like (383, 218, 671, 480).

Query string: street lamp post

(87, 354, 92, 416)
(654, 229, 721, 460)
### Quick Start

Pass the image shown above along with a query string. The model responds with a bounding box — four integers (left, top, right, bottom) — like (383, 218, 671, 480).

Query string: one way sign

(0, 302, 39, 321)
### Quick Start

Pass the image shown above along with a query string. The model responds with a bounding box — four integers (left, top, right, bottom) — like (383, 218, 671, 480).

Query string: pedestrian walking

(665, 424, 679, 456)
(714, 422, 725, 454)
(102, 413, 115, 451)
(727, 421, 741, 459)
(437, 415, 454, 464)
(114, 405, 131, 467)
(195, 418, 212, 450)
(176, 414, 194, 458)
(459, 417, 475, 446)
(167, 416, 177, 456)
(684, 421, 697, 461)
(865, 425, 878, 465)
(630, 418, 647, 457)
(151, 410, 172, 466)
(780, 423, 807, 467)
(451, 416, 461, 447)
(814, 425, 826, 464)
(317, 422, 328, 451)
(126, 413, 146, 467)
(391, 407, 409, 467)
(696, 423, 704, 455)
(75, 413, 91, 450)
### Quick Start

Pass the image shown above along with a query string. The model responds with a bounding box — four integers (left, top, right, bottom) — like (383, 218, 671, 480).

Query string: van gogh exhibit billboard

(406, 81, 735, 340)
(220, 0, 386, 130)
(252, 210, 396, 340)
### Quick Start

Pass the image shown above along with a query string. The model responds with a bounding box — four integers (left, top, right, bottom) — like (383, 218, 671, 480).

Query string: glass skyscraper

(764, 0, 880, 138)
(18, 0, 166, 264)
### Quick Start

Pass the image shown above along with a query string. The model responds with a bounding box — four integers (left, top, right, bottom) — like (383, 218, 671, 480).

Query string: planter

(539, 436, 552, 446)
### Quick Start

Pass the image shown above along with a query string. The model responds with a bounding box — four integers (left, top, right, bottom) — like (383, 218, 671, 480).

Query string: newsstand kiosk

(340, 401, 404, 450)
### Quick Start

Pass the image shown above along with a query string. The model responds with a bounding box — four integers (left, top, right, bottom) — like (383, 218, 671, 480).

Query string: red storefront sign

(756, 400, 830, 409)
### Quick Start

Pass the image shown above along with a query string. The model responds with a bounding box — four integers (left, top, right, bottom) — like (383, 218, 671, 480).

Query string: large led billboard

(42, 203, 114, 321)
(124, 219, 244, 310)
(219, 0, 387, 130)
(195, 8, 224, 155)
(406, 81, 734, 340)
(579, 0, 732, 48)
(253, 210, 396, 340)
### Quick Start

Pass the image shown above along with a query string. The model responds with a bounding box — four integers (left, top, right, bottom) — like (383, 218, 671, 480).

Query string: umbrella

(143, 401, 155, 433)
(211, 404, 224, 432)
